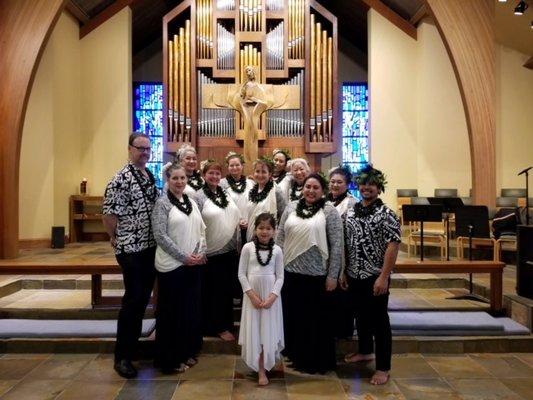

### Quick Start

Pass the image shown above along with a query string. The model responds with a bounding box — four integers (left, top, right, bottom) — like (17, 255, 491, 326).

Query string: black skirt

(202, 250, 237, 335)
(155, 265, 202, 369)
(282, 271, 337, 374)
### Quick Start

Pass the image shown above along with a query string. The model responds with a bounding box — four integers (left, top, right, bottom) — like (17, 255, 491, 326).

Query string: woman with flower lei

(272, 148, 291, 190)
(194, 160, 241, 341)
(326, 165, 358, 340)
(176, 144, 204, 197)
(220, 152, 255, 234)
(279, 158, 311, 204)
(245, 158, 286, 242)
(276, 173, 343, 374)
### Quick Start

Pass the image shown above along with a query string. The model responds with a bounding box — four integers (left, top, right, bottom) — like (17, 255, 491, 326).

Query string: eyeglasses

(130, 145, 151, 152)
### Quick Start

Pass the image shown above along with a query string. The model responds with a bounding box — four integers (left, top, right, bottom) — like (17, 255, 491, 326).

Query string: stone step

(1, 334, 532, 355)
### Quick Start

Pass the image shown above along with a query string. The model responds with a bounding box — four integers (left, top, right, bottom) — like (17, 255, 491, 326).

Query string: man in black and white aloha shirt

(103, 132, 159, 379)
(341, 165, 400, 386)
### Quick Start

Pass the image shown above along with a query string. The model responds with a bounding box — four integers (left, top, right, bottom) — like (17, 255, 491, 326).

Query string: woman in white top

(238, 213, 284, 386)
(327, 165, 358, 340)
(276, 173, 343, 374)
(151, 164, 207, 374)
(220, 152, 255, 240)
(176, 144, 204, 196)
(195, 160, 241, 341)
(245, 158, 286, 242)
(220, 152, 255, 299)
(272, 148, 291, 191)
(283, 158, 310, 203)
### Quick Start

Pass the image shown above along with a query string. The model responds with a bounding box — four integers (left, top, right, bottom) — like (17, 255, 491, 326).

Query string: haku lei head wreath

(354, 164, 387, 192)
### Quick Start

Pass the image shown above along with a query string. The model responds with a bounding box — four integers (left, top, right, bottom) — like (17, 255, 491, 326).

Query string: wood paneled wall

(425, 0, 496, 208)
(0, 0, 66, 259)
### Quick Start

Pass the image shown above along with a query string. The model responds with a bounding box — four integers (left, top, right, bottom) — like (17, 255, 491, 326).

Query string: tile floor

(0, 353, 532, 399)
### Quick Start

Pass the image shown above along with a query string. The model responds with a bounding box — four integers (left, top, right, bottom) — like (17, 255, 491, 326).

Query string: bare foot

(344, 353, 375, 363)
(185, 357, 197, 367)
(370, 370, 390, 385)
(219, 331, 235, 341)
(258, 371, 269, 386)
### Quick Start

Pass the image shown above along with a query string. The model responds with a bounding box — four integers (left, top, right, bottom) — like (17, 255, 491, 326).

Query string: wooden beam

(524, 56, 533, 70)
(361, 0, 417, 40)
(0, 0, 67, 259)
(410, 4, 429, 26)
(79, 0, 132, 39)
(65, 0, 89, 24)
(425, 0, 496, 208)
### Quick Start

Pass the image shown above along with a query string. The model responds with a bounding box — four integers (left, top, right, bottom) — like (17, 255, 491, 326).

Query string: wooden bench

(0, 259, 121, 307)
(395, 260, 506, 314)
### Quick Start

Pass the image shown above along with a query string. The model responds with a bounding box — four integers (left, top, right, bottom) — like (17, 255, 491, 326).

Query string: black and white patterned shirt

(343, 199, 401, 279)
(103, 162, 159, 255)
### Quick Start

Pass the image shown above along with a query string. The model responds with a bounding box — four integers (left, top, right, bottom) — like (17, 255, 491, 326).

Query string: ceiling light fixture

(514, 1, 529, 15)
(498, 0, 507, 2)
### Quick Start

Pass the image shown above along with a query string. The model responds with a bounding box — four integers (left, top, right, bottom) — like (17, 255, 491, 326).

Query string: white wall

(368, 13, 472, 207)
(19, 12, 81, 239)
(496, 45, 533, 191)
(19, 9, 132, 239)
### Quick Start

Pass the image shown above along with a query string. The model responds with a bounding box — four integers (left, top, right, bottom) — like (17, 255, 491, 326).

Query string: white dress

(238, 242, 284, 372)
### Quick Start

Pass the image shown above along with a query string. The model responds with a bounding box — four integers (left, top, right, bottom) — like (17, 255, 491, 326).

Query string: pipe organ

(163, 0, 338, 166)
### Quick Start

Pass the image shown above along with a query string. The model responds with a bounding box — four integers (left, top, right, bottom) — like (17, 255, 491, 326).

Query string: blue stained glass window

(342, 83, 369, 197)
(133, 83, 164, 188)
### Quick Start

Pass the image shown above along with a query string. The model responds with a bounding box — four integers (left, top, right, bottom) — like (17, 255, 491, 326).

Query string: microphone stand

(518, 166, 532, 225)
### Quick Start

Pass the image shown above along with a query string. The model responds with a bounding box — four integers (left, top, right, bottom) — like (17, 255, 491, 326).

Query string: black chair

(411, 197, 429, 205)
(434, 188, 458, 198)
(501, 188, 526, 198)
(496, 197, 518, 208)
(461, 197, 472, 206)
(397, 189, 418, 197)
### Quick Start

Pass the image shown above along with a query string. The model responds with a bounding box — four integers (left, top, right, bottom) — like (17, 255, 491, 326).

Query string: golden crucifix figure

(202, 66, 300, 166)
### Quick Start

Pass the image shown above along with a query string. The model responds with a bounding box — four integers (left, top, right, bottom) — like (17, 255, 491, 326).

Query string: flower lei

(167, 191, 193, 216)
(254, 237, 274, 267)
(249, 180, 274, 203)
(328, 191, 348, 207)
(203, 185, 229, 209)
(272, 170, 287, 184)
(188, 170, 204, 191)
(226, 174, 247, 194)
(295, 197, 326, 219)
(352, 198, 384, 218)
(289, 181, 304, 201)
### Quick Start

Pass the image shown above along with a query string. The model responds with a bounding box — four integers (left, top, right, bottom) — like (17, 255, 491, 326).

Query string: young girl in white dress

(238, 213, 284, 386)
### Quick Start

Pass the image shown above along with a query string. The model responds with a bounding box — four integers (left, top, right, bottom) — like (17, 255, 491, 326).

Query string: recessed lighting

(514, 1, 529, 15)
(498, 0, 507, 3)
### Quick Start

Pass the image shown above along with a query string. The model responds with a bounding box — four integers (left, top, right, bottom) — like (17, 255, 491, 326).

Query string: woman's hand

(339, 274, 349, 291)
(246, 290, 263, 309)
(373, 275, 389, 296)
(260, 293, 278, 309)
(239, 219, 248, 230)
(325, 277, 337, 292)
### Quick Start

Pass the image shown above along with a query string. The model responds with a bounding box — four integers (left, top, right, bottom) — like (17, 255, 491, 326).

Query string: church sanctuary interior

(1, 0, 533, 398)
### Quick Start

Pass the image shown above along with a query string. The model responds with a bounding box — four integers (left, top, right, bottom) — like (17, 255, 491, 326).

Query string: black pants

(202, 250, 237, 335)
(155, 266, 202, 369)
(282, 272, 336, 374)
(347, 275, 392, 371)
(114, 247, 156, 362)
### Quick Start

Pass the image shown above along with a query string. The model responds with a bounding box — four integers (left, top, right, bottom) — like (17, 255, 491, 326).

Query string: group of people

(103, 132, 401, 386)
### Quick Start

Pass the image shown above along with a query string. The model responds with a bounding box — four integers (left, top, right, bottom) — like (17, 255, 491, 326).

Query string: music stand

(451, 205, 491, 303)
(427, 197, 465, 261)
(402, 204, 444, 261)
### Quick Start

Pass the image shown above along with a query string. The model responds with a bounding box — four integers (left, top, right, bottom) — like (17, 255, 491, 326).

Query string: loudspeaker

(51, 226, 65, 249)
(517, 225, 533, 299)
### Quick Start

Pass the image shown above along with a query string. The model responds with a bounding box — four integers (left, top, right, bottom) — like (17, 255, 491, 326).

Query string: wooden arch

(0, 0, 67, 258)
(424, 0, 496, 207)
